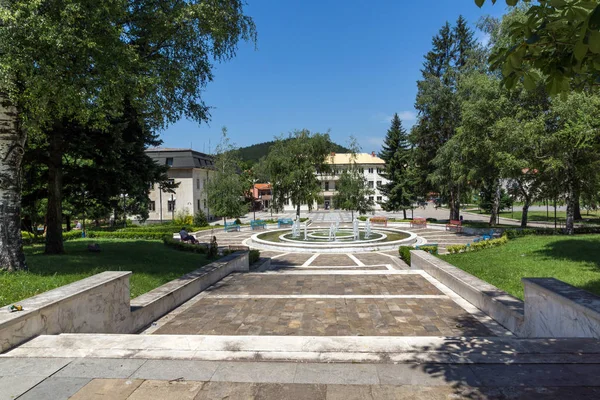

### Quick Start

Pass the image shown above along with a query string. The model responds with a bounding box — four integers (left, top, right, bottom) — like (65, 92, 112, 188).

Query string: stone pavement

(3, 356, 600, 399)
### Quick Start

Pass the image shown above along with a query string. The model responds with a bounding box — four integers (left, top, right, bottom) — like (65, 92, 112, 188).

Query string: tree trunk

(565, 171, 575, 235)
(449, 186, 460, 221)
(0, 94, 27, 271)
(521, 199, 530, 228)
(296, 203, 300, 218)
(489, 181, 501, 227)
(65, 214, 71, 232)
(45, 130, 64, 254)
(402, 209, 407, 220)
(574, 190, 582, 220)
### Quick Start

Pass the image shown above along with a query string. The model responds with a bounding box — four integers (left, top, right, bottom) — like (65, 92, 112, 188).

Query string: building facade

(282, 152, 389, 212)
(145, 148, 216, 222)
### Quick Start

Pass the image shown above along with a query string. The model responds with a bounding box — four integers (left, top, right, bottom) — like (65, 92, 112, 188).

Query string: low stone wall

(0, 252, 249, 353)
(130, 251, 249, 332)
(410, 250, 525, 334)
(412, 250, 600, 339)
(0, 271, 132, 353)
(523, 278, 600, 338)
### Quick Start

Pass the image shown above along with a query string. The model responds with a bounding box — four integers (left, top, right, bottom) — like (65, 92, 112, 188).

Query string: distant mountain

(237, 140, 350, 165)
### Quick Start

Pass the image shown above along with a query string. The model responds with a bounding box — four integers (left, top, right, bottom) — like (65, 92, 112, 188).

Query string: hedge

(162, 236, 208, 254)
(399, 246, 412, 264)
(249, 249, 260, 264)
(85, 231, 168, 240)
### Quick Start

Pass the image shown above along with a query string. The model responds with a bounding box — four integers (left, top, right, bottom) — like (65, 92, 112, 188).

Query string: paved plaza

(2, 211, 600, 399)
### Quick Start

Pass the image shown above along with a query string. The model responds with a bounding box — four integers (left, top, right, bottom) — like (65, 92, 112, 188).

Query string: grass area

(0, 239, 212, 307)
(465, 209, 600, 225)
(439, 235, 600, 300)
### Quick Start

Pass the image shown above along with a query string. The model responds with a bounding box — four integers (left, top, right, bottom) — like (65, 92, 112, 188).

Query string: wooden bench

(224, 222, 241, 232)
(410, 218, 427, 228)
(369, 216, 388, 227)
(445, 220, 463, 232)
(251, 220, 267, 230)
(278, 218, 294, 228)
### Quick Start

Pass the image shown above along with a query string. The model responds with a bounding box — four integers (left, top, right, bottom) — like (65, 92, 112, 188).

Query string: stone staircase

(409, 227, 477, 254)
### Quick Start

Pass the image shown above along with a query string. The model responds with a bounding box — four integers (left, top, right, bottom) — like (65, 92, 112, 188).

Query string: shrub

(358, 216, 368, 221)
(234, 218, 242, 225)
(86, 231, 167, 240)
(208, 236, 219, 258)
(249, 249, 260, 264)
(162, 236, 208, 254)
(64, 230, 84, 241)
(399, 246, 412, 264)
(193, 210, 209, 227)
(419, 245, 439, 255)
(174, 209, 193, 226)
(447, 244, 467, 254)
(426, 218, 438, 223)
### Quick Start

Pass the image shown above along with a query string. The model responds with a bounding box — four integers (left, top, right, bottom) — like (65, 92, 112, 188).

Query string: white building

(145, 148, 216, 222)
(282, 152, 389, 212)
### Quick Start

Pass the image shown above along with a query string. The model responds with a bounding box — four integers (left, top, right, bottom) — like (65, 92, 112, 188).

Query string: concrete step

(4, 334, 600, 365)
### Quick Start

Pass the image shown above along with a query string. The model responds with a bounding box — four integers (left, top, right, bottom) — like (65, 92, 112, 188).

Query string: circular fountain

(245, 218, 417, 253)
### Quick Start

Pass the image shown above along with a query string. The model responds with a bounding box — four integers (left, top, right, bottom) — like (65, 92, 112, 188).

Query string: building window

(196, 178, 200, 189)
(203, 199, 207, 208)
(325, 181, 330, 191)
(148, 201, 155, 211)
(368, 181, 374, 188)
(203, 178, 207, 187)
(369, 196, 374, 201)
(377, 168, 383, 174)
(376, 181, 382, 187)
(377, 196, 382, 202)
(168, 178, 175, 185)
(168, 200, 176, 212)
(368, 168, 374, 174)
(197, 199, 200, 210)
(166, 158, 173, 166)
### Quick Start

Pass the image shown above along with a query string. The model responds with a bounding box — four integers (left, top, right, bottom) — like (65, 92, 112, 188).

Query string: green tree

(475, 0, 600, 93)
(0, 0, 256, 268)
(543, 92, 600, 234)
(412, 17, 478, 220)
(333, 137, 374, 218)
(206, 128, 247, 225)
(263, 130, 333, 218)
(379, 114, 413, 219)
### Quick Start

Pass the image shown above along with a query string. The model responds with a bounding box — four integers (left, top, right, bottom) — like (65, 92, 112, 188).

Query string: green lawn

(440, 235, 600, 300)
(0, 239, 211, 307)
(465, 209, 600, 225)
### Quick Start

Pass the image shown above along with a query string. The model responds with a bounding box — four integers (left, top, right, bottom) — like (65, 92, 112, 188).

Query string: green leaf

(590, 31, 600, 54)
(550, 0, 567, 8)
(574, 41, 588, 61)
(589, 5, 600, 30)
(475, 0, 485, 7)
(506, 0, 518, 6)
(523, 72, 537, 90)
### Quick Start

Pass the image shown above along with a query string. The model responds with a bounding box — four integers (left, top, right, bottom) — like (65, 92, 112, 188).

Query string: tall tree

(333, 137, 374, 219)
(379, 114, 413, 219)
(263, 130, 333, 217)
(0, 0, 256, 265)
(412, 17, 477, 220)
(206, 128, 247, 225)
(543, 92, 600, 234)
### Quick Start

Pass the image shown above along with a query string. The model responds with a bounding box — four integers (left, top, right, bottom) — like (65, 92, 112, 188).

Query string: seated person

(179, 227, 198, 244)
(74, 220, 82, 230)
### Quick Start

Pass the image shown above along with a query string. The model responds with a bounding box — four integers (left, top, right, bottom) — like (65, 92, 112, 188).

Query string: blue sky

(159, 0, 507, 154)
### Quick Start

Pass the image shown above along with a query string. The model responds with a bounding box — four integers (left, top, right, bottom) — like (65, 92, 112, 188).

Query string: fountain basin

(245, 228, 417, 254)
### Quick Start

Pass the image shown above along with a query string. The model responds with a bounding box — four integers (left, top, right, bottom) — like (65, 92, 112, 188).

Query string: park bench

(278, 218, 294, 228)
(251, 220, 267, 230)
(410, 217, 427, 228)
(224, 222, 241, 232)
(369, 216, 388, 227)
(445, 219, 463, 233)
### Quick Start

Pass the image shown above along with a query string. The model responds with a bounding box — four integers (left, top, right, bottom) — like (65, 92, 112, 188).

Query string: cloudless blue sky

(159, 0, 507, 154)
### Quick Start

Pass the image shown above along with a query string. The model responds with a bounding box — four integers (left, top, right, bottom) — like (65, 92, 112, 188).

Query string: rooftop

(326, 152, 385, 165)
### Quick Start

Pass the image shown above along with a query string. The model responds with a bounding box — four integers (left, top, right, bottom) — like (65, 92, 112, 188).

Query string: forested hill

(237, 140, 350, 164)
